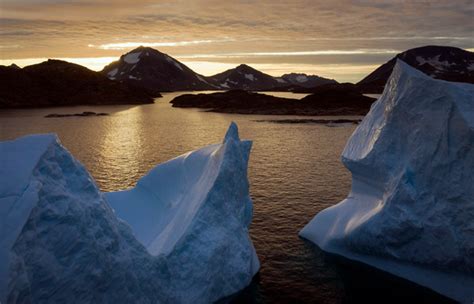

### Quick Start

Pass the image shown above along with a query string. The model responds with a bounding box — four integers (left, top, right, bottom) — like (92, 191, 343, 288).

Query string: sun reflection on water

(96, 106, 147, 190)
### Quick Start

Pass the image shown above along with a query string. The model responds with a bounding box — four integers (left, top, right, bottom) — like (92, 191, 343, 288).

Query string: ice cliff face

(0, 123, 259, 303)
(300, 60, 474, 303)
(106, 122, 260, 301)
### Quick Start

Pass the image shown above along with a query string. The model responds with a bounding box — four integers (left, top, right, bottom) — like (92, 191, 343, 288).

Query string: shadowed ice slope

(300, 60, 474, 303)
(0, 123, 259, 304)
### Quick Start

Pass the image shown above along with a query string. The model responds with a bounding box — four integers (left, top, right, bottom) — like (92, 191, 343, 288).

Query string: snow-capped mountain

(208, 64, 284, 91)
(358, 45, 474, 93)
(102, 47, 215, 93)
(280, 73, 337, 88)
(103, 47, 339, 92)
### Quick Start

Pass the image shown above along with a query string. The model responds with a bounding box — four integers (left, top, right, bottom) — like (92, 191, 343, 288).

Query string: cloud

(88, 39, 235, 50)
(0, 0, 472, 81)
(176, 49, 401, 59)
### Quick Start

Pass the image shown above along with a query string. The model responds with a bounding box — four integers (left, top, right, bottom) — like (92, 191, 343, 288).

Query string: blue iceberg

(300, 60, 474, 303)
(0, 123, 259, 303)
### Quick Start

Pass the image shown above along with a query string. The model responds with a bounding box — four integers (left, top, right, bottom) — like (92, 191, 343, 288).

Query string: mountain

(101, 47, 215, 93)
(102, 47, 338, 92)
(208, 64, 284, 91)
(280, 73, 337, 88)
(358, 45, 474, 93)
(0, 60, 154, 108)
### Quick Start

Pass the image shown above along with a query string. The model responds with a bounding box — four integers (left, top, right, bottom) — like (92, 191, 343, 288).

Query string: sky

(0, 0, 473, 82)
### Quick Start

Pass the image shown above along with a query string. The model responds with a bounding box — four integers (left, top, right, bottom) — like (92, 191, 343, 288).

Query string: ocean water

(0, 92, 452, 303)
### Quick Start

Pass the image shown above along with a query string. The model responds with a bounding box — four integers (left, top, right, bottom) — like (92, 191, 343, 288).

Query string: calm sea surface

(0, 92, 451, 303)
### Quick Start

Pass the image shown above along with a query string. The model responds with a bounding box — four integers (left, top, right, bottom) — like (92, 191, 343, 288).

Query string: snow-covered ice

(300, 60, 474, 303)
(123, 52, 141, 64)
(106, 122, 259, 259)
(0, 123, 259, 303)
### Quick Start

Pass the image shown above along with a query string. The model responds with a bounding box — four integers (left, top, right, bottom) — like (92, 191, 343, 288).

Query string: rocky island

(170, 89, 376, 115)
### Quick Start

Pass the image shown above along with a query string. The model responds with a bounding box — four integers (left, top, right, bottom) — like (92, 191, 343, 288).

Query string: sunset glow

(1, 0, 473, 81)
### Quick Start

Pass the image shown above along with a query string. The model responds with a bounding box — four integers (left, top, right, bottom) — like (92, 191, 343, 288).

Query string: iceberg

(300, 60, 474, 303)
(0, 123, 259, 303)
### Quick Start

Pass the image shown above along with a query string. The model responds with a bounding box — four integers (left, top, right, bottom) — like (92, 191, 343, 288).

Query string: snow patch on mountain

(415, 55, 454, 70)
(295, 75, 308, 82)
(173, 62, 183, 71)
(196, 75, 209, 84)
(124, 52, 141, 64)
(245, 74, 255, 81)
(107, 68, 118, 78)
(227, 79, 239, 85)
(166, 56, 183, 71)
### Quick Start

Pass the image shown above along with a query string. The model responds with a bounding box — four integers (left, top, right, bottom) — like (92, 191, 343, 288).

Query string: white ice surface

(107, 143, 224, 255)
(0, 135, 56, 301)
(300, 60, 474, 303)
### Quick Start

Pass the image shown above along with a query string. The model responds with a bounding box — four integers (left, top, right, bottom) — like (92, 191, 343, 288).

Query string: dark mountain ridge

(101, 46, 215, 93)
(281, 73, 338, 88)
(358, 45, 474, 93)
(207, 64, 283, 90)
(0, 60, 154, 108)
